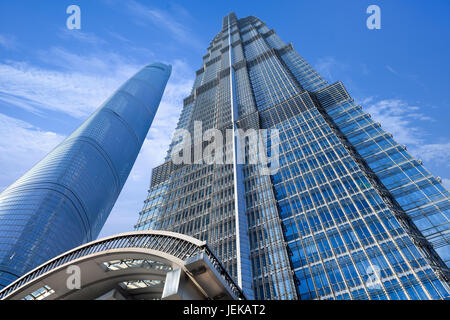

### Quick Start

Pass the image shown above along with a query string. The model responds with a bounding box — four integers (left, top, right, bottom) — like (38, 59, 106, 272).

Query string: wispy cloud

(0, 113, 65, 192)
(0, 91, 43, 115)
(386, 65, 399, 75)
(0, 46, 149, 118)
(59, 28, 106, 45)
(37, 46, 139, 77)
(364, 99, 429, 145)
(0, 58, 131, 118)
(385, 65, 428, 91)
(125, 0, 203, 49)
(106, 30, 132, 43)
(0, 33, 17, 50)
(105, 31, 155, 58)
(363, 98, 450, 172)
(315, 57, 348, 81)
(442, 178, 450, 190)
(411, 143, 450, 168)
(315, 57, 338, 80)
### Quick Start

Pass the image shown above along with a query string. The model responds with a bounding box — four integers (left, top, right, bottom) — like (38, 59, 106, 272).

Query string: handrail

(0, 230, 246, 300)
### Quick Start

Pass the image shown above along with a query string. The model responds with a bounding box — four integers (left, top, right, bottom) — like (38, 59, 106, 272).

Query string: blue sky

(0, 0, 449, 238)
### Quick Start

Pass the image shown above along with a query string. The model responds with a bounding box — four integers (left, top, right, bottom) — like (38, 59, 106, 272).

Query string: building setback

(135, 13, 450, 299)
(0, 63, 171, 289)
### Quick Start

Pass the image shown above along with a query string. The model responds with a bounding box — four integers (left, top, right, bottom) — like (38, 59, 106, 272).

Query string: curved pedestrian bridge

(0, 230, 245, 300)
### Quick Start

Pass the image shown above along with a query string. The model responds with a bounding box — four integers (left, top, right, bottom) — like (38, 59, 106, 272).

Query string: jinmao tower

(0, 63, 171, 289)
(135, 13, 450, 300)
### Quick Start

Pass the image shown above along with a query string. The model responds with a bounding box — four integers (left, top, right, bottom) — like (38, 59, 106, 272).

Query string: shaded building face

(0, 63, 171, 289)
(135, 13, 450, 300)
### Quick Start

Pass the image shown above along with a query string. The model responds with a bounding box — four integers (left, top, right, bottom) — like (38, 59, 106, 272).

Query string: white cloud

(40, 47, 142, 77)
(0, 45, 195, 121)
(364, 99, 426, 145)
(410, 143, 450, 168)
(0, 43, 157, 119)
(0, 91, 43, 115)
(0, 57, 133, 118)
(362, 98, 450, 181)
(0, 114, 65, 192)
(442, 178, 450, 190)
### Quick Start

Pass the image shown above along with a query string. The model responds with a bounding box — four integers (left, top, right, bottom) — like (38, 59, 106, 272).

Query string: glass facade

(0, 63, 171, 289)
(135, 13, 450, 299)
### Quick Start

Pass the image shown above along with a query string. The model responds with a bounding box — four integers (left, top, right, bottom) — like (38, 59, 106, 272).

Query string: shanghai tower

(135, 13, 450, 300)
(0, 63, 171, 289)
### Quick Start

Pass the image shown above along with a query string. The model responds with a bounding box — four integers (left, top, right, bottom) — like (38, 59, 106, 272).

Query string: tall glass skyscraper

(135, 13, 450, 300)
(0, 63, 171, 289)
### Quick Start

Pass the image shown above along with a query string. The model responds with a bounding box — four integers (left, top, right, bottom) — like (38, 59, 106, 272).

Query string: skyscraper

(135, 13, 450, 300)
(0, 63, 171, 289)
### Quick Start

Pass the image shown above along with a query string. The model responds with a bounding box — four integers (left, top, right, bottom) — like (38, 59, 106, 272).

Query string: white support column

(227, 15, 254, 300)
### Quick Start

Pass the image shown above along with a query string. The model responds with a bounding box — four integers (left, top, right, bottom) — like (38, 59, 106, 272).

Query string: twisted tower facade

(0, 63, 171, 288)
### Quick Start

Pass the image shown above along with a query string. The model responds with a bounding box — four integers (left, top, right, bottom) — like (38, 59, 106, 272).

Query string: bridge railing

(0, 231, 245, 300)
